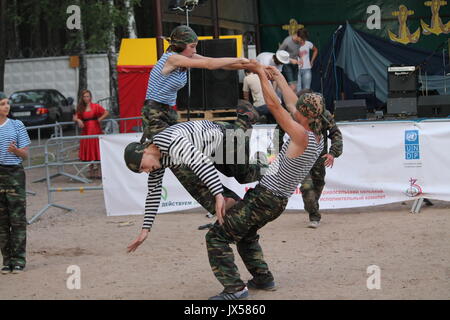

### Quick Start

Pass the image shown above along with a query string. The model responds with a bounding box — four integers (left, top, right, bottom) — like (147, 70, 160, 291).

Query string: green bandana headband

(169, 25, 198, 46)
(0, 92, 7, 100)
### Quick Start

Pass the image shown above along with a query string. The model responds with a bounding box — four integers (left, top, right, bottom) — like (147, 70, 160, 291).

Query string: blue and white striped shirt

(145, 52, 187, 106)
(0, 119, 31, 165)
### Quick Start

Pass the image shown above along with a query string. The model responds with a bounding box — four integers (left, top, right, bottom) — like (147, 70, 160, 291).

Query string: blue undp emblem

(404, 130, 420, 160)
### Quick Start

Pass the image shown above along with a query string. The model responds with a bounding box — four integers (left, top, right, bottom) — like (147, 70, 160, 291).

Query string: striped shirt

(260, 131, 324, 198)
(145, 52, 187, 106)
(143, 120, 225, 229)
(0, 118, 31, 165)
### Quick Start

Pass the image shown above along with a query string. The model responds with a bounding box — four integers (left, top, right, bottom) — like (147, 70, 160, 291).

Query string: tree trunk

(108, 0, 119, 115)
(12, 0, 20, 56)
(125, 0, 137, 38)
(32, 2, 42, 54)
(77, 0, 88, 98)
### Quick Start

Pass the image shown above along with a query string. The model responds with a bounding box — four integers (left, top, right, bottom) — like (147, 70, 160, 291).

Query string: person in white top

(242, 70, 266, 108)
(256, 51, 291, 92)
(256, 50, 290, 72)
(242, 70, 275, 123)
(242, 50, 290, 123)
(294, 29, 318, 93)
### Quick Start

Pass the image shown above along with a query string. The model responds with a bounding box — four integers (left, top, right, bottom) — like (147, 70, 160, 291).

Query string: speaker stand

(173, 2, 200, 121)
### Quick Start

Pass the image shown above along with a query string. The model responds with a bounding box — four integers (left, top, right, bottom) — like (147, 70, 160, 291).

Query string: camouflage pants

(214, 121, 264, 185)
(141, 100, 179, 143)
(0, 165, 27, 268)
(300, 158, 326, 222)
(141, 100, 264, 215)
(206, 184, 288, 293)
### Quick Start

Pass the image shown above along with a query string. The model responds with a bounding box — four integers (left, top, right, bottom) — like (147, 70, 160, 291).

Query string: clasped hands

(245, 60, 281, 81)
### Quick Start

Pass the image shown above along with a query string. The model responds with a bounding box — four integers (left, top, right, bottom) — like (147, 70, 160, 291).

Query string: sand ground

(0, 165, 449, 300)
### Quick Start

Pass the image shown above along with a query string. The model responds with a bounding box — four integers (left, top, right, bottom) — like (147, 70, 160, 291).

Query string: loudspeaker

(202, 39, 239, 110)
(177, 68, 205, 111)
(417, 95, 450, 117)
(334, 99, 367, 121)
(176, 39, 239, 111)
(177, 40, 208, 111)
(387, 97, 417, 115)
(388, 66, 418, 93)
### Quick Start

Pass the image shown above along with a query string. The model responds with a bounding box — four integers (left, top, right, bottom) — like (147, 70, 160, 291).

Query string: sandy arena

(0, 166, 449, 300)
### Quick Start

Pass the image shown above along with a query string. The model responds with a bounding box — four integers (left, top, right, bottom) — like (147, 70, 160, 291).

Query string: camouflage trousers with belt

(141, 100, 266, 214)
(0, 165, 27, 268)
(206, 184, 289, 293)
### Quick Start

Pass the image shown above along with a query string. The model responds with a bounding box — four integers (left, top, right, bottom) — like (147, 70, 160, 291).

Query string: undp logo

(404, 130, 420, 160)
(405, 131, 418, 142)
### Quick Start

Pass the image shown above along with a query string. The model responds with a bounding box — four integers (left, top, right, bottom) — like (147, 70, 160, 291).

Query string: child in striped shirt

(0, 92, 31, 274)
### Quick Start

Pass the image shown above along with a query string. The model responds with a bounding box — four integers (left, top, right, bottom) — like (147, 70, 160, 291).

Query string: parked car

(8, 89, 75, 127)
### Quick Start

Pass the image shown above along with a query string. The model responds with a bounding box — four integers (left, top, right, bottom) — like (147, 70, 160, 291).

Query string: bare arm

(311, 46, 318, 67)
(267, 66, 298, 115)
(73, 113, 84, 128)
(8, 142, 28, 160)
(249, 63, 306, 145)
(98, 110, 109, 122)
(221, 62, 252, 70)
(165, 54, 249, 73)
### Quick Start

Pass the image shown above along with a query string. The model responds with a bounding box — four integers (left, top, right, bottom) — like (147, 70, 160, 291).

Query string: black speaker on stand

(386, 65, 418, 115)
(202, 39, 239, 110)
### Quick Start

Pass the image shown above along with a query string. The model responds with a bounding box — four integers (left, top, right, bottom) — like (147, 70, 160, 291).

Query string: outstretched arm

(266, 66, 298, 115)
(127, 169, 165, 253)
(247, 62, 305, 143)
(167, 53, 249, 71)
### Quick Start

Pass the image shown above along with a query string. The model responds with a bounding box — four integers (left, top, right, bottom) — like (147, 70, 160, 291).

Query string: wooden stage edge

(177, 109, 237, 122)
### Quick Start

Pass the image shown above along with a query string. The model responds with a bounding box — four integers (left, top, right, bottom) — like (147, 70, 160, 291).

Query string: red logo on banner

(405, 178, 423, 197)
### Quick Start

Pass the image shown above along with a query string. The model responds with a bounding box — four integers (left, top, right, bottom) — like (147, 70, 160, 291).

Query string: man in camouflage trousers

(301, 108, 343, 228)
(141, 99, 265, 215)
(0, 92, 31, 274)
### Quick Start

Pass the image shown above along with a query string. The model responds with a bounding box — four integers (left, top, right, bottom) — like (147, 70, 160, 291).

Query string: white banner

(100, 120, 450, 217)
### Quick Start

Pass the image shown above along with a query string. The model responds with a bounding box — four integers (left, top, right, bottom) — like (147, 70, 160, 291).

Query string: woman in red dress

(73, 90, 109, 179)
